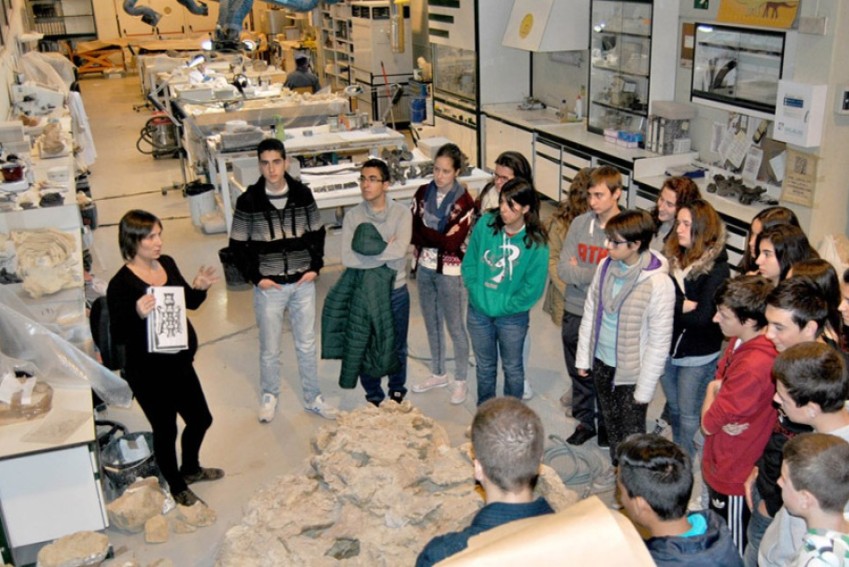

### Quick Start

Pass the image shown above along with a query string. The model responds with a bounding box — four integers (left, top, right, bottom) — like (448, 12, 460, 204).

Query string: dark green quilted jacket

(321, 223, 399, 388)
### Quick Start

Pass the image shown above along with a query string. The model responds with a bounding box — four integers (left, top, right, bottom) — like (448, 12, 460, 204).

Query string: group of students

(106, 137, 849, 565)
(545, 165, 849, 565)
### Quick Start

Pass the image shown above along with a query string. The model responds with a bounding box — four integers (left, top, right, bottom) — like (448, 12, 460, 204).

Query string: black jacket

(646, 510, 743, 567)
(228, 174, 325, 285)
(668, 231, 730, 359)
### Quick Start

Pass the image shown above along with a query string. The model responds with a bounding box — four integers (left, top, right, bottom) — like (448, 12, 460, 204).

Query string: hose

(543, 433, 609, 497)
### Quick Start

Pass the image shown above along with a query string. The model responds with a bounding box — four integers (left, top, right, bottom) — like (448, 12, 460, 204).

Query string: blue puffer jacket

(321, 223, 399, 388)
(645, 510, 743, 567)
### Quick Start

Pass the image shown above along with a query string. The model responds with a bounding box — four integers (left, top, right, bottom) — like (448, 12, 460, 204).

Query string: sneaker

(173, 488, 203, 507)
(411, 374, 450, 393)
(522, 380, 534, 400)
(305, 395, 338, 420)
(258, 393, 278, 423)
(450, 381, 468, 405)
(182, 467, 225, 485)
(590, 467, 617, 493)
(388, 390, 405, 404)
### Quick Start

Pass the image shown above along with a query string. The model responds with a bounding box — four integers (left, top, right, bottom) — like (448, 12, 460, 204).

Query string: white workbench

(0, 387, 106, 565)
(209, 125, 408, 232)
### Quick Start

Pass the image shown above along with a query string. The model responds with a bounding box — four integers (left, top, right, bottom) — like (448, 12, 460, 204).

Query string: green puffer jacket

(321, 223, 399, 388)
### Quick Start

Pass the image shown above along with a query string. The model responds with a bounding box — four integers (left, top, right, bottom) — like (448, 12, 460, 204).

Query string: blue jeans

(743, 485, 774, 567)
(416, 266, 469, 381)
(660, 357, 718, 458)
(467, 304, 528, 405)
(254, 282, 320, 404)
(361, 285, 410, 404)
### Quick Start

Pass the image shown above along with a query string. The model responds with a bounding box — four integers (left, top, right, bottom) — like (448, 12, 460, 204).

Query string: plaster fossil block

(217, 404, 579, 566)
(36, 531, 110, 567)
(107, 482, 165, 533)
(144, 515, 169, 544)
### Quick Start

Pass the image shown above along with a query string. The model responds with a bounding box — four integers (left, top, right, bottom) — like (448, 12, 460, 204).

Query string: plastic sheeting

(0, 285, 133, 408)
(20, 51, 74, 92)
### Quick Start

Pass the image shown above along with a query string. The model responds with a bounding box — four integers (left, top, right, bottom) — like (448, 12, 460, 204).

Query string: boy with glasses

(335, 158, 412, 405)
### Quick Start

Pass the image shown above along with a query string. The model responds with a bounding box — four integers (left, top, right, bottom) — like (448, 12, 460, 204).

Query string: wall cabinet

(587, 0, 678, 143)
(691, 24, 788, 118)
(27, 0, 96, 39)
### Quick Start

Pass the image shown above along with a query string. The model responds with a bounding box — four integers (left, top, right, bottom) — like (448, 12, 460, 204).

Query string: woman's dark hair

(434, 143, 466, 172)
(790, 258, 842, 343)
(739, 206, 801, 272)
(495, 151, 533, 184)
(119, 209, 161, 261)
(605, 209, 655, 253)
(488, 178, 547, 247)
(758, 224, 817, 282)
(552, 167, 592, 225)
(478, 151, 533, 213)
(651, 176, 702, 235)
(663, 199, 724, 269)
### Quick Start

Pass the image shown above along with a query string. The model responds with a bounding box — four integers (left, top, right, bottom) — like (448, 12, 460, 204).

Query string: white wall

(532, 51, 587, 112)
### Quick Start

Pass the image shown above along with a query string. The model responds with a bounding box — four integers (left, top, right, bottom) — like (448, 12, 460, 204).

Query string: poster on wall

(781, 148, 818, 207)
(717, 0, 800, 28)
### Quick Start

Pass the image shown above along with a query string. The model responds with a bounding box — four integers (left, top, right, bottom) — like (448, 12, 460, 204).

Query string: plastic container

(218, 247, 251, 290)
(184, 182, 216, 227)
(410, 98, 427, 123)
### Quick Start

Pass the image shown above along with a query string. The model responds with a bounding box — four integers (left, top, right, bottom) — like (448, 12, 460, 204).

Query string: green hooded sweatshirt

(461, 212, 549, 318)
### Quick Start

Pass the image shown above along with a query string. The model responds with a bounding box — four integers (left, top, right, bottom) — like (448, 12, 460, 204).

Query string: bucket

(185, 182, 216, 227)
(218, 246, 251, 290)
(410, 98, 427, 124)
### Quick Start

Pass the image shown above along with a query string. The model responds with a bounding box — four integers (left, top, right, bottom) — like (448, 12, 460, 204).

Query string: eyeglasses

(358, 175, 385, 184)
(605, 237, 630, 247)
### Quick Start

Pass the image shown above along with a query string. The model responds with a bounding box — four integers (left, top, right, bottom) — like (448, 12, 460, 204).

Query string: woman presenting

(107, 209, 223, 506)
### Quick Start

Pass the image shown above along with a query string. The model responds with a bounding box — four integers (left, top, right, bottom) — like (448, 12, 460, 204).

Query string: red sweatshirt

(702, 334, 778, 496)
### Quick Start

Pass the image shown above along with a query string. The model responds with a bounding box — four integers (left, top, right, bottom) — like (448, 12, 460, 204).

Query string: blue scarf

(422, 180, 463, 232)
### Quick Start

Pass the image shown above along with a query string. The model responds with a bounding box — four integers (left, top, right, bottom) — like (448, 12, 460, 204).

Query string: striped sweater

(228, 174, 325, 285)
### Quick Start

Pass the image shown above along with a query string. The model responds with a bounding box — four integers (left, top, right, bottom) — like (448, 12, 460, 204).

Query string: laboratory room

(0, 0, 847, 565)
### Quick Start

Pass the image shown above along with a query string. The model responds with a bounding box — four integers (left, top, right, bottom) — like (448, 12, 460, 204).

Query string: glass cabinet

(691, 24, 786, 117)
(588, 0, 652, 138)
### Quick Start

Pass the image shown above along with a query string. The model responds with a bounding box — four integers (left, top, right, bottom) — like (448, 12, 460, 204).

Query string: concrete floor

(81, 74, 648, 566)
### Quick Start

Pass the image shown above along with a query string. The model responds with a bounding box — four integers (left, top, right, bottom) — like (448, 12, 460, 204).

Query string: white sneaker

(450, 381, 468, 405)
(258, 393, 277, 423)
(411, 373, 450, 393)
(305, 395, 338, 420)
(523, 380, 534, 400)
